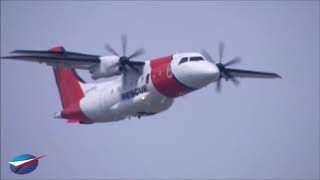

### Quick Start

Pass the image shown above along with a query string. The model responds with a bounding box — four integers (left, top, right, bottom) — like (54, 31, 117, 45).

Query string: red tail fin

(50, 46, 91, 123)
(53, 67, 85, 108)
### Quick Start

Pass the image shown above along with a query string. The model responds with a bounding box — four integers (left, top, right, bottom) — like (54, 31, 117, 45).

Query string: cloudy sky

(1, 1, 319, 179)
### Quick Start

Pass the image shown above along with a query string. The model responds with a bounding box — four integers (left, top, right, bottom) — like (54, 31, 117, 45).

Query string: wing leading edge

(225, 68, 281, 79)
(1, 46, 101, 69)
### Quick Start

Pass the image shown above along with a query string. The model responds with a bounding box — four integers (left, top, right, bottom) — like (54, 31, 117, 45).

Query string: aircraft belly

(116, 80, 174, 117)
(80, 90, 121, 122)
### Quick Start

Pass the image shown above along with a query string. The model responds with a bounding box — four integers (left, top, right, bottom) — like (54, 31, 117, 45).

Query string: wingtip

(10, 50, 19, 54)
(1, 56, 19, 59)
(1, 56, 12, 59)
(275, 74, 282, 79)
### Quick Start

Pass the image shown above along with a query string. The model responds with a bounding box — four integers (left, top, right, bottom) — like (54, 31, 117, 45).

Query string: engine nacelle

(90, 56, 121, 79)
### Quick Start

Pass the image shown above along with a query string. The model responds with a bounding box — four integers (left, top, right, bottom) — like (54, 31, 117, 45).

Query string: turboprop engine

(89, 56, 121, 79)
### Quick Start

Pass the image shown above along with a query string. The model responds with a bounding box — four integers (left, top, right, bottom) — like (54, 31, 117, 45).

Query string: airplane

(1, 35, 281, 124)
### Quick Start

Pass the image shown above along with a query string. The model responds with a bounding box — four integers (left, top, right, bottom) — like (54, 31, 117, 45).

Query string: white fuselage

(79, 52, 219, 123)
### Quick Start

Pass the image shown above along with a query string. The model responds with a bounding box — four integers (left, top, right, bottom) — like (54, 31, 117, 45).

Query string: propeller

(105, 34, 145, 74)
(202, 41, 242, 92)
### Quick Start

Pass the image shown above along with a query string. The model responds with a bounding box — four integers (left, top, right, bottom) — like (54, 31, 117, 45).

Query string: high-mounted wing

(2, 46, 101, 69)
(202, 41, 281, 92)
(2, 35, 147, 78)
(225, 68, 281, 79)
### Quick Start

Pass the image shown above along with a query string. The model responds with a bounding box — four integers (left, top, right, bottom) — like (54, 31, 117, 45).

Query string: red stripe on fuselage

(150, 56, 193, 97)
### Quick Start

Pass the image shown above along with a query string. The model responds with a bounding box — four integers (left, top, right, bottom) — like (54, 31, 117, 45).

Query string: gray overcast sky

(1, 1, 319, 179)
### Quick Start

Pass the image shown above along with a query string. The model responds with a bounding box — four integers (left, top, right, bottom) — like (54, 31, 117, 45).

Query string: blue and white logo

(9, 154, 45, 174)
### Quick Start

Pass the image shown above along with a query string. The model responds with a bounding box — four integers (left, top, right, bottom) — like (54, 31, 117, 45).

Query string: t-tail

(51, 46, 92, 124)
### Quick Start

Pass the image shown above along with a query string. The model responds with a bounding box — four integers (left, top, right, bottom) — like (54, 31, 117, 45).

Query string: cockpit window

(189, 56, 204, 61)
(179, 57, 188, 65)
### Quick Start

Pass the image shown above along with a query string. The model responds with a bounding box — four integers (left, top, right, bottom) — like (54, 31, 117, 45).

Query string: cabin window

(179, 57, 188, 65)
(146, 73, 150, 84)
(190, 56, 204, 61)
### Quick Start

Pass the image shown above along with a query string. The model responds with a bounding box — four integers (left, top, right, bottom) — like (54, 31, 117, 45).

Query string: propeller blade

(127, 63, 141, 74)
(201, 49, 215, 63)
(216, 78, 222, 92)
(128, 60, 145, 66)
(218, 41, 225, 63)
(227, 74, 240, 86)
(224, 56, 241, 67)
(105, 44, 119, 56)
(121, 34, 127, 56)
(104, 35, 146, 76)
(230, 77, 240, 86)
(223, 71, 240, 86)
(128, 48, 145, 59)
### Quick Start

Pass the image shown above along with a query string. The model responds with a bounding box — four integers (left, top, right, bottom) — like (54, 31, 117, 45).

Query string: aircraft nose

(201, 63, 220, 81)
(186, 63, 220, 88)
(169, 61, 220, 89)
